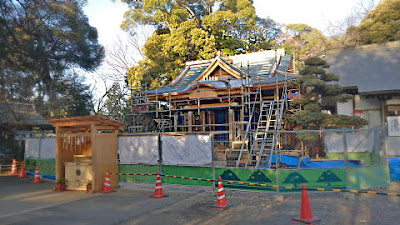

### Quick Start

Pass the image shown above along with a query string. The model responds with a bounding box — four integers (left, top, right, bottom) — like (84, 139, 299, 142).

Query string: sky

(82, 0, 379, 99)
(83, 0, 379, 49)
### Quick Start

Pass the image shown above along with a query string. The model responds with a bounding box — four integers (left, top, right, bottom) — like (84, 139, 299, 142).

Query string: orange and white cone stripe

(10, 159, 17, 174)
(213, 176, 231, 209)
(18, 162, 26, 178)
(102, 170, 113, 193)
(32, 165, 41, 183)
(150, 171, 168, 198)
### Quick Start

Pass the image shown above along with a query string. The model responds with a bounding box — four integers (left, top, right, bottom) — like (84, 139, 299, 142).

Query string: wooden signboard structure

(48, 116, 125, 192)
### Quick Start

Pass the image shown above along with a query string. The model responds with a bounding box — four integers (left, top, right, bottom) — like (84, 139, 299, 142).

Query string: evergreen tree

(0, 0, 104, 116)
(282, 24, 327, 62)
(357, 0, 400, 44)
(46, 71, 94, 117)
(121, 0, 281, 89)
(287, 57, 367, 133)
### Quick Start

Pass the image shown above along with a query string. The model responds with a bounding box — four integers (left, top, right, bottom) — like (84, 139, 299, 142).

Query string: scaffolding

(125, 62, 299, 169)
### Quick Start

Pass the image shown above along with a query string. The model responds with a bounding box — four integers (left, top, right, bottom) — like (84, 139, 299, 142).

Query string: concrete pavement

(1, 175, 400, 225)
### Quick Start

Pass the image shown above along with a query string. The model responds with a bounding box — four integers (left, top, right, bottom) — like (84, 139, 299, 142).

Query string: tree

(287, 57, 368, 133)
(46, 71, 94, 117)
(97, 82, 130, 120)
(325, 0, 378, 48)
(121, 0, 281, 89)
(282, 24, 327, 62)
(357, 0, 400, 44)
(0, 0, 104, 116)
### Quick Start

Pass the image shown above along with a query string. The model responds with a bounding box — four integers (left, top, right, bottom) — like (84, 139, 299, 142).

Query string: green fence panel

(163, 166, 212, 186)
(348, 164, 390, 189)
(119, 164, 159, 183)
(326, 152, 382, 164)
(25, 158, 55, 176)
(214, 168, 276, 190)
(278, 169, 346, 189)
(117, 164, 389, 191)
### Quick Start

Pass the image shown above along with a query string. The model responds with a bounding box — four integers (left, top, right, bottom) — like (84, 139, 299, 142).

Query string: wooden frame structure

(48, 116, 125, 192)
(127, 50, 296, 136)
(126, 50, 298, 168)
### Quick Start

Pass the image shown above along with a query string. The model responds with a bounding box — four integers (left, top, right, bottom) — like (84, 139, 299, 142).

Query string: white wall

(355, 95, 381, 110)
(337, 100, 353, 116)
(25, 138, 56, 159)
(387, 137, 400, 156)
(118, 134, 212, 166)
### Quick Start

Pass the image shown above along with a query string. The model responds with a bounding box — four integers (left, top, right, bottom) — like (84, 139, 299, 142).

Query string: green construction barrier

(278, 169, 346, 188)
(119, 164, 159, 183)
(348, 164, 390, 189)
(25, 158, 56, 176)
(326, 152, 383, 164)
(24, 161, 388, 191)
(118, 164, 213, 186)
(118, 164, 348, 190)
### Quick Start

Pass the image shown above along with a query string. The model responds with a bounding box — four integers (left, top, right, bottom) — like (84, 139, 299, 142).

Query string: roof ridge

(325, 40, 400, 55)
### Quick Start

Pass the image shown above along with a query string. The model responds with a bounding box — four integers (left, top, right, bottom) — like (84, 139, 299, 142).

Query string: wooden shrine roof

(47, 115, 125, 130)
(146, 49, 296, 96)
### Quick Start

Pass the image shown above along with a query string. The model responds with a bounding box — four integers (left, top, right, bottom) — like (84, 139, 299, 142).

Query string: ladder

(245, 100, 285, 169)
(262, 100, 285, 169)
(235, 90, 259, 168)
(245, 100, 274, 168)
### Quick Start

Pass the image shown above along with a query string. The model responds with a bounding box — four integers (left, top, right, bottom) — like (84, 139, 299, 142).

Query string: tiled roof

(147, 50, 295, 94)
(277, 54, 292, 72)
(325, 41, 400, 94)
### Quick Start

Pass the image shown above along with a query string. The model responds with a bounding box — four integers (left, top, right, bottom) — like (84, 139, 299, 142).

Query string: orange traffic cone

(149, 171, 168, 198)
(10, 159, 18, 174)
(213, 177, 231, 209)
(102, 170, 113, 193)
(32, 165, 41, 184)
(292, 184, 321, 224)
(18, 162, 26, 178)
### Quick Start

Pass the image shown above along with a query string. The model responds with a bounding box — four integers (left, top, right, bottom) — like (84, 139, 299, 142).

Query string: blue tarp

(262, 155, 363, 169)
(389, 157, 400, 182)
(300, 157, 363, 168)
(262, 154, 299, 168)
(26, 171, 55, 180)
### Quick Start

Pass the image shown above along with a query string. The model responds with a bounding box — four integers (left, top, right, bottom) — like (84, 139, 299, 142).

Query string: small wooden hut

(48, 116, 125, 192)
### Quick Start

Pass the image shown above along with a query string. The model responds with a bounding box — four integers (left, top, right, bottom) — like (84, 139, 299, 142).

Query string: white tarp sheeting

(161, 135, 211, 166)
(325, 131, 375, 153)
(118, 135, 212, 166)
(25, 138, 56, 159)
(118, 136, 159, 164)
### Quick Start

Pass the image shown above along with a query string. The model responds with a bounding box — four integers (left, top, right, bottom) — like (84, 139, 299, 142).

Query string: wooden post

(55, 127, 62, 181)
(91, 124, 98, 191)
